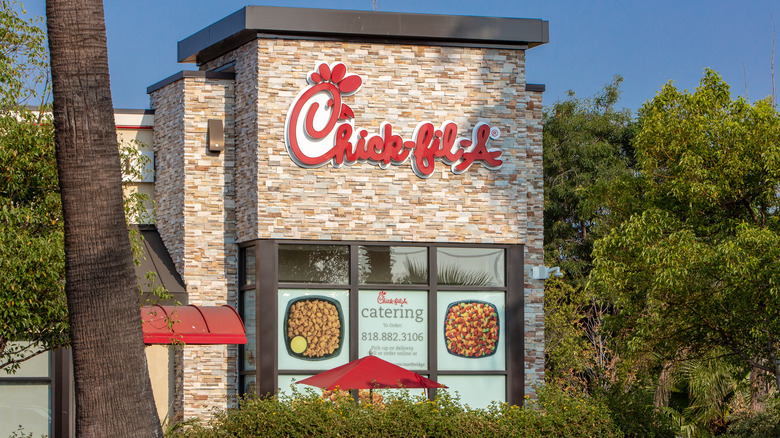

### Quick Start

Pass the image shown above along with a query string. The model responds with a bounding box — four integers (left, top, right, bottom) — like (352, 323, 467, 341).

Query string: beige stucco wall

(145, 345, 174, 424)
(117, 115, 156, 224)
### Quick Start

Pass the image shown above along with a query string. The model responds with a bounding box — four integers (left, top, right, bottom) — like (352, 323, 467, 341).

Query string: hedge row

(171, 386, 625, 438)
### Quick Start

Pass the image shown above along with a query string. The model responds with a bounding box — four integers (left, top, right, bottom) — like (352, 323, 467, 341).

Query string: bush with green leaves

(724, 395, 780, 438)
(170, 385, 623, 438)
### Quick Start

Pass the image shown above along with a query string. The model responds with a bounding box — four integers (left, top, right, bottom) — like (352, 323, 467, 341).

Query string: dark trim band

(179, 6, 549, 65)
(147, 70, 237, 95)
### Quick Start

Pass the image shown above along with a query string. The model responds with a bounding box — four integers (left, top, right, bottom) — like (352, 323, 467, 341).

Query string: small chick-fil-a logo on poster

(284, 62, 504, 178)
(376, 291, 408, 306)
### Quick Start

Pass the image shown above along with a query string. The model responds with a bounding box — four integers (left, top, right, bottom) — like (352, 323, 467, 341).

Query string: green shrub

(170, 386, 624, 438)
(724, 395, 780, 438)
(591, 385, 675, 438)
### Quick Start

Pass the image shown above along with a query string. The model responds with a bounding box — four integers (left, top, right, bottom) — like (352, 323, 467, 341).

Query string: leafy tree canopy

(590, 69, 780, 389)
(543, 78, 641, 387)
(543, 76, 639, 284)
(0, 0, 67, 372)
(0, 1, 162, 373)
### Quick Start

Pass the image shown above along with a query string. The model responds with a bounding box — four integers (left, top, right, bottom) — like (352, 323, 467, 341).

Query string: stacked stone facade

(151, 36, 544, 420)
(150, 75, 238, 418)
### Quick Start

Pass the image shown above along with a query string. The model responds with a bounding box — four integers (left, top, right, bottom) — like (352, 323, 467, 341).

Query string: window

(0, 345, 52, 437)
(239, 241, 524, 407)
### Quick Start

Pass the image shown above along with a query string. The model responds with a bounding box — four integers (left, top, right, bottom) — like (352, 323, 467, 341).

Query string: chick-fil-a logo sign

(284, 62, 503, 178)
(377, 291, 408, 306)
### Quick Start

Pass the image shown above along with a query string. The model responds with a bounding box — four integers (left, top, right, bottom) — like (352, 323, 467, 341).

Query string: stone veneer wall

(201, 40, 546, 394)
(150, 76, 238, 419)
(524, 89, 545, 392)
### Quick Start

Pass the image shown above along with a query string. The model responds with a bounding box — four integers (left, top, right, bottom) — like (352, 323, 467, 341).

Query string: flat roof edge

(147, 70, 236, 95)
(178, 6, 549, 65)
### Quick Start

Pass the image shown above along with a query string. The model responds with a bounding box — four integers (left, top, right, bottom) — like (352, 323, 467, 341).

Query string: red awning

(141, 305, 247, 345)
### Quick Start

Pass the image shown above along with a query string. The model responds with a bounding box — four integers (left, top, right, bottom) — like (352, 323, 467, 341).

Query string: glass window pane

(436, 375, 505, 409)
(359, 246, 428, 284)
(3, 343, 49, 378)
(358, 290, 428, 369)
(277, 374, 314, 398)
(240, 375, 256, 397)
(0, 382, 51, 438)
(241, 246, 256, 286)
(437, 248, 505, 286)
(241, 290, 256, 371)
(278, 289, 350, 370)
(278, 245, 349, 284)
(437, 291, 505, 371)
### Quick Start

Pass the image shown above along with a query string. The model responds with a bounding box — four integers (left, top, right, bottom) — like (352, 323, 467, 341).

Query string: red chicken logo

(285, 62, 504, 178)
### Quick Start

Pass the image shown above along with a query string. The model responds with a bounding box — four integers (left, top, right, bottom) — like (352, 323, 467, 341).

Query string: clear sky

(25, 0, 780, 113)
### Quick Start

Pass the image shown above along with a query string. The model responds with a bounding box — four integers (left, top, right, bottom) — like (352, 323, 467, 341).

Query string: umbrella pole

(351, 389, 359, 406)
(369, 388, 373, 405)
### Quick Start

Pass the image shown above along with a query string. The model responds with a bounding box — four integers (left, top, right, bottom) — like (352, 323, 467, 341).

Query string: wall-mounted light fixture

(208, 119, 224, 153)
(531, 266, 563, 280)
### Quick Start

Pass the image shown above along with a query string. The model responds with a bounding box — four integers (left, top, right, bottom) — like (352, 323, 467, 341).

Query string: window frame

(238, 239, 524, 404)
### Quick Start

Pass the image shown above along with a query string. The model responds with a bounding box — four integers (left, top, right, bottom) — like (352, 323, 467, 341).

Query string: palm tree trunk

(46, 0, 162, 436)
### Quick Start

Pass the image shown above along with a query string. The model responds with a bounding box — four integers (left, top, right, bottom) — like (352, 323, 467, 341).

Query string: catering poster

(437, 291, 505, 371)
(278, 289, 350, 370)
(358, 290, 428, 370)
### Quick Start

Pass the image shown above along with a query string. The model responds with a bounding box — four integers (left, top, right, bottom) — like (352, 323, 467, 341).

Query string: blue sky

(25, 0, 779, 112)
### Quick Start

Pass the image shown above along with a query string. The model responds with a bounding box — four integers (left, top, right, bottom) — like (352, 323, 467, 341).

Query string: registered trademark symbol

(489, 127, 501, 139)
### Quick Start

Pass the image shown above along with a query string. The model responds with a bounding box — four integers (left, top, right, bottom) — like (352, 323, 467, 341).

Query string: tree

(543, 76, 637, 284)
(0, 0, 67, 373)
(46, 0, 162, 435)
(590, 70, 780, 393)
(542, 78, 639, 386)
(0, 0, 162, 375)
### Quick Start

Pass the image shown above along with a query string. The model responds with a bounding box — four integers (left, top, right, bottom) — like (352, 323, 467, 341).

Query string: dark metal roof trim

(114, 108, 155, 115)
(135, 226, 187, 304)
(178, 6, 549, 65)
(146, 70, 236, 95)
(525, 84, 546, 92)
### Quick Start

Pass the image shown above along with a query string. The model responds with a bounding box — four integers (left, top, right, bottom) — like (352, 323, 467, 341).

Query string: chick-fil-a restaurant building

(0, 6, 549, 435)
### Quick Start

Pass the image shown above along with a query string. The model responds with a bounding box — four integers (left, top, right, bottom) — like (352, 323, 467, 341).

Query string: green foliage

(724, 394, 780, 437)
(543, 78, 639, 389)
(543, 77, 638, 283)
(656, 354, 744, 438)
(0, 0, 67, 373)
(0, 109, 67, 373)
(544, 277, 594, 386)
(592, 382, 676, 438)
(590, 69, 780, 390)
(0, 0, 169, 372)
(0, 0, 48, 111)
(171, 386, 624, 438)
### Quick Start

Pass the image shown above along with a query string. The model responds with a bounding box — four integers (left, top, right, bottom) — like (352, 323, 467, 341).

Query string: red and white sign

(285, 62, 504, 178)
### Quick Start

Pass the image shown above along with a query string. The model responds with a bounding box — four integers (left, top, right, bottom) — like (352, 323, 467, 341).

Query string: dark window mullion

(428, 246, 437, 400)
(277, 282, 350, 289)
(507, 244, 524, 405)
(256, 240, 276, 396)
(349, 244, 359, 362)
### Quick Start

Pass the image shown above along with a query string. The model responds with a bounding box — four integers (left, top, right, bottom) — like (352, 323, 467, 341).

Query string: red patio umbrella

(296, 355, 446, 392)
